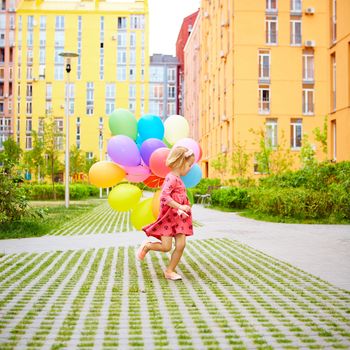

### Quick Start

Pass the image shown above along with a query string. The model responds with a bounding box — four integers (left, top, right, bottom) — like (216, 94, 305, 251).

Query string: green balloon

(131, 198, 156, 230)
(109, 108, 138, 140)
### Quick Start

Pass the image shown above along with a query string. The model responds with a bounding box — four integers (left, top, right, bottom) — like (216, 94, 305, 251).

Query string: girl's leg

(145, 236, 172, 253)
(166, 234, 186, 273)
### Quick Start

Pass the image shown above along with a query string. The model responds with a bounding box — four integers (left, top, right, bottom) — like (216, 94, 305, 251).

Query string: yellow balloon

(151, 190, 161, 218)
(108, 184, 142, 211)
(131, 198, 156, 230)
(89, 161, 125, 188)
(164, 115, 189, 144)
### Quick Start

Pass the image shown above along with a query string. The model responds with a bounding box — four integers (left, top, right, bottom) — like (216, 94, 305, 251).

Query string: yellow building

(328, 0, 350, 162)
(15, 0, 149, 172)
(196, 0, 348, 178)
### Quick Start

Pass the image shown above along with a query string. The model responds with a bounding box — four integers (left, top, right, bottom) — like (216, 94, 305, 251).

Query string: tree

(43, 115, 64, 199)
(299, 133, 317, 168)
(23, 131, 45, 182)
(269, 131, 294, 175)
(313, 115, 328, 161)
(231, 140, 251, 178)
(0, 137, 22, 174)
(250, 128, 273, 175)
(70, 145, 86, 180)
(211, 153, 229, 182)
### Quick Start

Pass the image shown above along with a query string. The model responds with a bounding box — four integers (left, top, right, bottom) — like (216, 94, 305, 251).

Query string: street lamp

(59, 51, 79, 208)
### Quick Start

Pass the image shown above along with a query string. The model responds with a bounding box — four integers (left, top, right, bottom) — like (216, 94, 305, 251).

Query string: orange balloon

(152, 190, 161, 218)
(89, 161, 125, 188)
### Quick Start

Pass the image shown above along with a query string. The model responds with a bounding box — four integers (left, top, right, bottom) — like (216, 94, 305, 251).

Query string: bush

(211, 187, 250, 210)
(0, 170, 32, 223)
(23, 183, 100, 200)
(190, 178, 221, 203)
(247, 186, 349, 220)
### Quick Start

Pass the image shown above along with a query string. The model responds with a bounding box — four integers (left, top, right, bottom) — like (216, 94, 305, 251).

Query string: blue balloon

(181, 164, 202, 188)
(138, 114, 164, 140)
(136, 134, 145, 150)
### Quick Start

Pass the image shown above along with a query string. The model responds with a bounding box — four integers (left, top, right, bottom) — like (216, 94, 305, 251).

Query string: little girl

(137, 146, 195, 281)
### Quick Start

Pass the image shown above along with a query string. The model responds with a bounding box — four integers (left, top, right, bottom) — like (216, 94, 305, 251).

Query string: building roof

(150, 54, 179, 65)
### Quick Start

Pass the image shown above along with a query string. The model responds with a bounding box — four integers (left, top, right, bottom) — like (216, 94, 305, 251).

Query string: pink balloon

(149, 148, 171, 178)
(125, 165, 151, 183)
(173, 138, 201, 163)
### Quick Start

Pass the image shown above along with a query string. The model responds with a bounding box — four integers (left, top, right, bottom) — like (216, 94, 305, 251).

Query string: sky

(148, 0, 200, 56)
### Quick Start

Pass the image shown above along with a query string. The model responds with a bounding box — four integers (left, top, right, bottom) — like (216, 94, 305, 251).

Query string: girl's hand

(179, 204, 191, 213)
(177, 209, 189, 218)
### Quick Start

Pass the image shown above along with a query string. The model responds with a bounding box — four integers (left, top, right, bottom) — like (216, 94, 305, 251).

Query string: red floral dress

(143, 172, 193, 239)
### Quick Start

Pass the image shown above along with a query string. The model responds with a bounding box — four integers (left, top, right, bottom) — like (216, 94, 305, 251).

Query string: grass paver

(0, 238, 349, 349)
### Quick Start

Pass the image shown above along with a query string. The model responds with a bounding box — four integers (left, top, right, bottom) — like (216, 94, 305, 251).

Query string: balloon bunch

(89, 109, 202, 230)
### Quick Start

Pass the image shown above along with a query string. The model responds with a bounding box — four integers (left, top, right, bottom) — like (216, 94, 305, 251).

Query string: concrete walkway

(1, 204, 350, 290)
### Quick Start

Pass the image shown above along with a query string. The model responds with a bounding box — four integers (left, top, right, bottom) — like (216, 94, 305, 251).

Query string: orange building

(184, 0, 349, 178)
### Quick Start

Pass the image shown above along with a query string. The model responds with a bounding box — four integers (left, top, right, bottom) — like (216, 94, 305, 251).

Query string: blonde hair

(166, 146, 195, 169)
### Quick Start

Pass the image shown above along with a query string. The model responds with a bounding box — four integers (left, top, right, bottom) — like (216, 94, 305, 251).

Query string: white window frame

(266, 0, 277, 11)
(259, 87, 270, 114)
(302, 88, 314, 115)
(266, 119, 278, 148)
(290, 20, 302, 45)
(291, 0, 302, 12)
(258, 51, 270, 79)
(303, 54, 314, 81)
(266, 16, 278, 44)
(290, 118, 302, 149)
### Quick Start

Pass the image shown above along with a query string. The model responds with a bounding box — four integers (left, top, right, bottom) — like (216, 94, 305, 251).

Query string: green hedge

(190, 178, 221, 203)
(22, 184, 99, 200)
(211, 187, 250, 210)
(247, 186, 350, 220)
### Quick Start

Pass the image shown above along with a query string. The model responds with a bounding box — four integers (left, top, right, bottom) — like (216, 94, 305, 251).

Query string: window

(129, 67, 136, 81)
(150, 66, 164, 82)
(40, 15, 46, 30)
(141, 67, 145, 81)
(38, 118, 44, 134)
(168, 85, 176, 98)
(266, 118, 278, 147)
(39, 49, 45, 65)
(167, 102, 176, 116)
(332, 0, 336, 43)
(117, 66, 126, 81)
(118, 17, 127, 30)
(167, 68, 176, 82)
(130, 32, 136, 47)
(259, 86, 270, 114)
(331, 54, 336, 110)
(129, 100, 136, 112)
(27, 16, 34, 31)
(86, 152, 94, 160)
(25, 135, 32, 150)
(26, 84, 32, 98)
(130, 15, 145, 29)
(150, 84, 164, 99)
(117, 50, 127, 64)
(130, 50, 136, 64)
(302, 89, 314, 115)
(54, 31, 64, 47)
(129, 84, 136, 99)
(303, 53, 314, 82)
(26, 101, 32, 115)
(290, 20, 301, 45)
(266, 16, 277, 44)
(258, 50, 270, 80)
(55, 16, 64, 30)
(27, 32, 33, 47)
(291, 0, 302, 12)
(46, 83, 52, 100)
(86, 82, 94, 115)
(26, 118, 32, 133)
(54, 66, 64, 80)
(77, 16, 82, 80)
(290, 118, 302, 149)
(331, 120, 336, 161)
(55, 118, 64, 150)
(106, 83, 115, 115)
(266, 0, 277, 11)
(117, 32, 126, 47)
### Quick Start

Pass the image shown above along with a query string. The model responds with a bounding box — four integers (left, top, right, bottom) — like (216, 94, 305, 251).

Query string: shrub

(23, 183, 100, 200)
(211, 187, 250, 210)
(190, 178, 221, 202)
(247, 187, 349, 220)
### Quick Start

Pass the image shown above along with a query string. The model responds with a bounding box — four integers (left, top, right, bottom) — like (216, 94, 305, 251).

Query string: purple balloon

(140, 138, 166, 166)
(107, 135, 141, 167)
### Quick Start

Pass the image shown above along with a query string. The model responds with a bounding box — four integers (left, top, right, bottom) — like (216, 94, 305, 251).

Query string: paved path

(1, 202, 350, 349)
(1, 204, 349, 290)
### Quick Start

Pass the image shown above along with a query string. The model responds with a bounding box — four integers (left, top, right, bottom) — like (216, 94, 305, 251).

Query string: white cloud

(148, 0, 200, 56)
